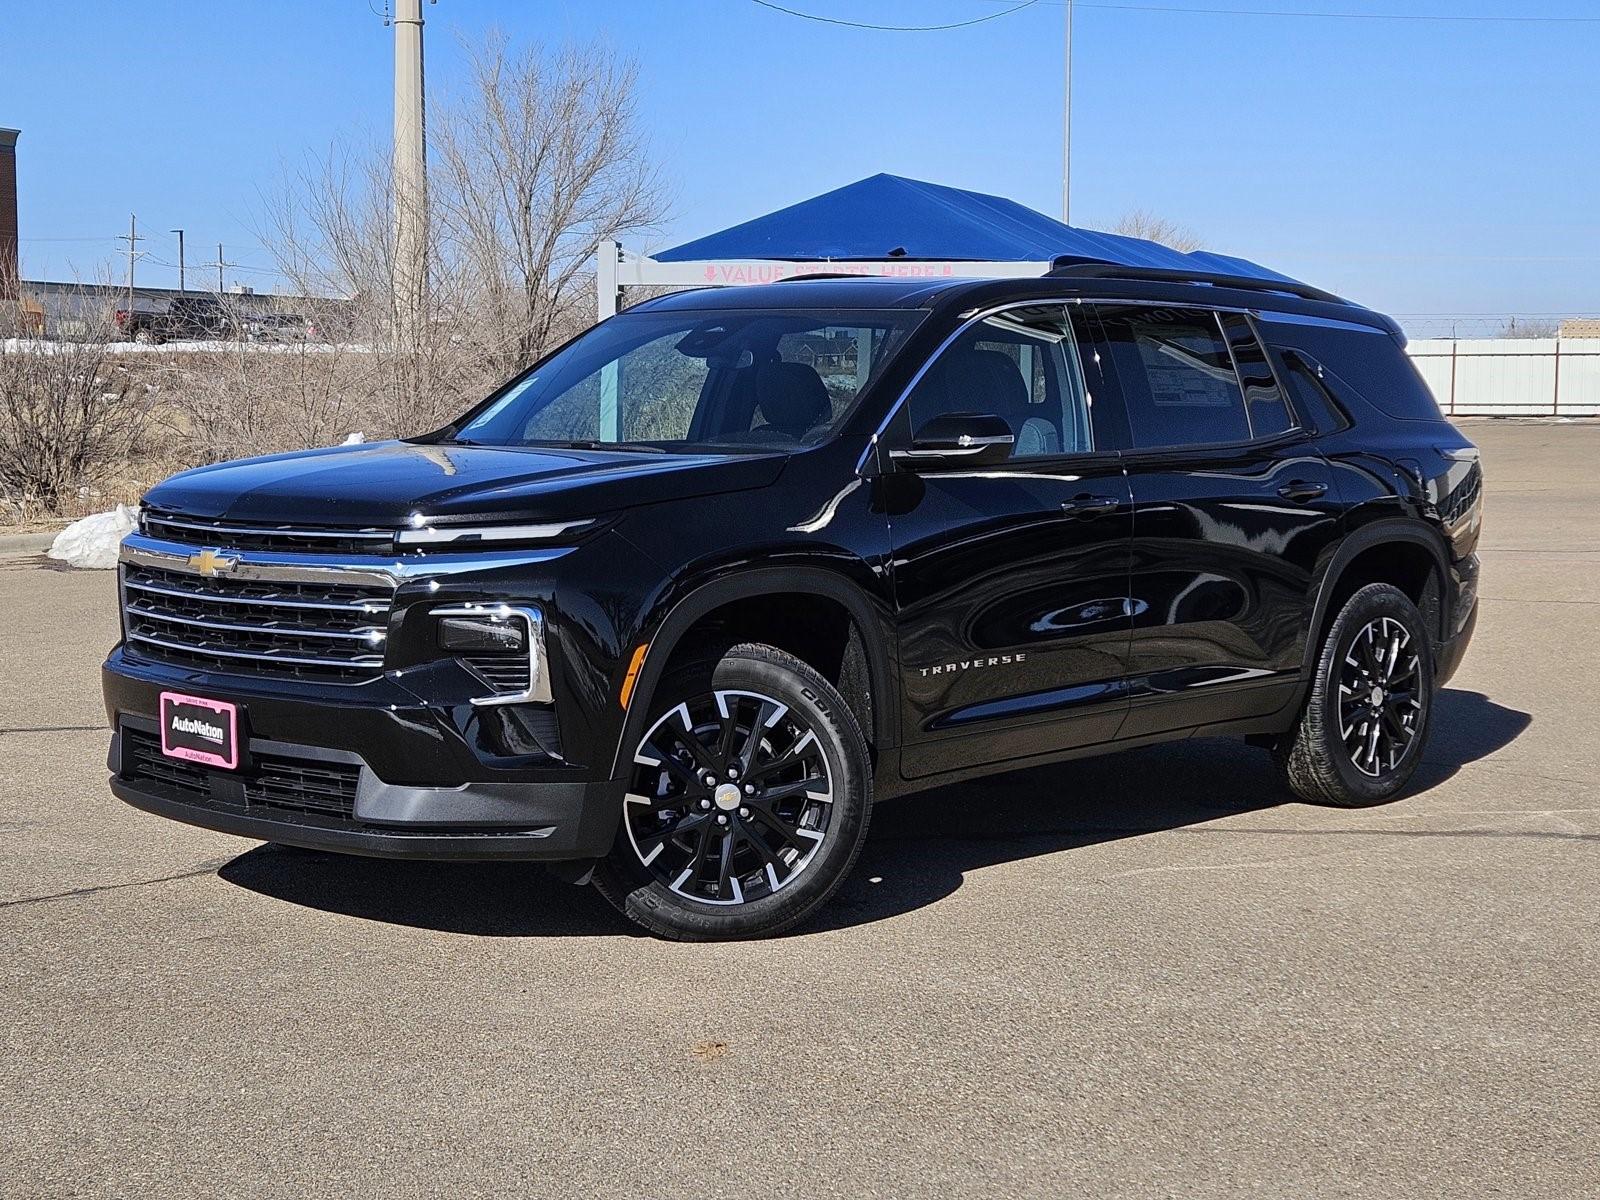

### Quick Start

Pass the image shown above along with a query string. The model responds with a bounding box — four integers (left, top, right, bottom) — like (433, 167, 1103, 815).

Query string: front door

(1078, 304, 1342, 739)
(883, 303, 1134, 779)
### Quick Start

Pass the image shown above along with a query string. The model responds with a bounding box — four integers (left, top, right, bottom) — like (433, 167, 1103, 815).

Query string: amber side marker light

(619, 643, 649, 710)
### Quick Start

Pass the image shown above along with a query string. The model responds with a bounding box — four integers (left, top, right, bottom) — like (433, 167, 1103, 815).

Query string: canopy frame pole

(597, 238, 622, 321)
(597, 244, 1052, 317)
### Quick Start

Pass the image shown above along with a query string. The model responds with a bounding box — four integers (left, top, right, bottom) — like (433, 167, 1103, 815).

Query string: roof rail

(1046, 260, 1350, 307)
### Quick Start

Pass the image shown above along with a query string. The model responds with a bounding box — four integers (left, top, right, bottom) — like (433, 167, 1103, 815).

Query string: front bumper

(103, 657, 624, 862)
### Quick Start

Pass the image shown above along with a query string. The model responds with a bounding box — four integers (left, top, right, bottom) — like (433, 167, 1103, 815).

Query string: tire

(1277, 582, 1435, 807)
(592, 642, 873, 941)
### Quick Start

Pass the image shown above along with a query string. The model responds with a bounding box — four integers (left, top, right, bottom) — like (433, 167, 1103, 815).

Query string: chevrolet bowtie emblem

(186, 549, 238, 578)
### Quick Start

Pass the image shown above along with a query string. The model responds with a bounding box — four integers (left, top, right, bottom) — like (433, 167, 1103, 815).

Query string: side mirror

(890, 413, 1015, 469)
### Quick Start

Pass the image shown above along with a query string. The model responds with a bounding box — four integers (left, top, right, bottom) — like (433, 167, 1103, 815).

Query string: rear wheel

(1277, 582, 1435, 807)
(593, 643, 872, 941)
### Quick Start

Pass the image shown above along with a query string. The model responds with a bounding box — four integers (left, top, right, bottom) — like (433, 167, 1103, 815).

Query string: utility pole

(116, 214, 143, 314)
(170, 228, 185, 293)
(204, 242, 234, 294)
(392, 0, 427, 347)
(1062, 0, 1074, 224)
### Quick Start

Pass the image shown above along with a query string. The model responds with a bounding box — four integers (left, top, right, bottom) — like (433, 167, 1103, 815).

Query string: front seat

(924, 347, 1060, 456)
(741, 361, 832, 442)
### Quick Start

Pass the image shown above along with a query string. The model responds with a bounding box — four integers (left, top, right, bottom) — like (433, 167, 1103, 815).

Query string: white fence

(1407, 339, 1600, 418)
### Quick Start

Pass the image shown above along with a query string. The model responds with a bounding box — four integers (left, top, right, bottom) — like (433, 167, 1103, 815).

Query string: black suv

(104, 265, 1482, 940)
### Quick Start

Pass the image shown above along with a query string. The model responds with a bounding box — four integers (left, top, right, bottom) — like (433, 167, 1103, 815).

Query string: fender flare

(1294, 517, 1451, 705)
(607, 565, 899, 780)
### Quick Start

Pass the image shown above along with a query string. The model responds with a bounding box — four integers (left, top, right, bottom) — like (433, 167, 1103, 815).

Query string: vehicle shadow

(217, 688, 1529, 939)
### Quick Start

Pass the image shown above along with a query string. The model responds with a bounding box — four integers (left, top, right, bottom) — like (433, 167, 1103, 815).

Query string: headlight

(398, 517, 593, 547)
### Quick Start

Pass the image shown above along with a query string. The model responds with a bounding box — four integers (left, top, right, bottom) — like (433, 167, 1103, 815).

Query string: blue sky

(3, 0, 1596, 333)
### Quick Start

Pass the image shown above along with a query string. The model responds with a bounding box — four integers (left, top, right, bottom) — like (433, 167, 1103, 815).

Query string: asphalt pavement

(1, 419, 1596, 1198)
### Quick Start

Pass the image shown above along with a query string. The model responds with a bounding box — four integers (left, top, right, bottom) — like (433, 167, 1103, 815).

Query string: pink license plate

(159, 691, 239, 770)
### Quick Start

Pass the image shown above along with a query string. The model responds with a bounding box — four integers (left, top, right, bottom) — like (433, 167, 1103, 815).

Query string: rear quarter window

(1257, 316, 1445, 423)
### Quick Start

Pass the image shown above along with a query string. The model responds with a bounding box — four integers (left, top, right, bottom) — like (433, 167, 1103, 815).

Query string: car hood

(143, 440, 790, 527)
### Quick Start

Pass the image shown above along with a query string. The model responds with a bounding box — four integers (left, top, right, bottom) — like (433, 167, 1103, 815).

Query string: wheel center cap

(713, 783, 741, 812)
(1370, 686, 1385, 707)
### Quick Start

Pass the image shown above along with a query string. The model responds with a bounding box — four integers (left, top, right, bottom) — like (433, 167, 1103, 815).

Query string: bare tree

(1110, 209, 1204, 253)
(434, 36, 666, 380)
(0, 307, 152, 514)
(261, 35, 666, 435)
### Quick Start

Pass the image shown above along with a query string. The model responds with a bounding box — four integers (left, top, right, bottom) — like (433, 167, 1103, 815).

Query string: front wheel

(593, 643, 872, 941)
(1277, 582, 1436, 807)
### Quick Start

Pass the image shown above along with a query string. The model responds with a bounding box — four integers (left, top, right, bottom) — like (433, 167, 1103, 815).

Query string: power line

(970, 1, 1600, 23)
(750, 0, 1042, 32)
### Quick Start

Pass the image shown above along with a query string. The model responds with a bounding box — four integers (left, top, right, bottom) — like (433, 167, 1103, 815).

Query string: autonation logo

(171, 716, 225, 744)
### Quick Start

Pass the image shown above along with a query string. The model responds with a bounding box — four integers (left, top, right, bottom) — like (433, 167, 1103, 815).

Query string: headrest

(755, 361, 832, 431)
(922, 346, 1030, 422)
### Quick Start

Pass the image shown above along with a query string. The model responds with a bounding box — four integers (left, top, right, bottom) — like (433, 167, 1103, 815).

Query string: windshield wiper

(535, 439, 667, 454)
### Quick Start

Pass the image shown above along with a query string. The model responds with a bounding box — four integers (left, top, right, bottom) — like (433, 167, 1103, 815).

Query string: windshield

(450, 308, 917, 451)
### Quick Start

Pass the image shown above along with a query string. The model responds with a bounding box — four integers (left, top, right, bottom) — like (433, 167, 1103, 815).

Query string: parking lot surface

(2, 420, 1596, 1198)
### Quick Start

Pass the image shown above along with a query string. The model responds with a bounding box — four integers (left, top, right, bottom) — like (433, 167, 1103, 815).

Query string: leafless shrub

(157, 343, 377, 465)
(0, 311, 153, 514)
(1110, 209, 1204, 253)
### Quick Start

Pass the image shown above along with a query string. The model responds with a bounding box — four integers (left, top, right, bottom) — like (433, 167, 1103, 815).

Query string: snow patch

(48, 505, 138, 570)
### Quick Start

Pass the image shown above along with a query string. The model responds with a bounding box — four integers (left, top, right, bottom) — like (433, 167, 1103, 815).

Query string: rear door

(1079, 304, 1342, 738)
(885, 303, 1134, 779)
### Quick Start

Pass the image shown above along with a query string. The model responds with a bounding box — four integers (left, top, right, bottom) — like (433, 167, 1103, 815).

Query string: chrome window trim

(859, 295, 1234, 474)
(431, 603, 553, 706)
(857, 294, 1333, 474)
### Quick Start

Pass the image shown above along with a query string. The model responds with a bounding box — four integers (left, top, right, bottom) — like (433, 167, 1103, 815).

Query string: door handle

(1277, 480, 1329, 503)
(1060, 494, 1120, 518)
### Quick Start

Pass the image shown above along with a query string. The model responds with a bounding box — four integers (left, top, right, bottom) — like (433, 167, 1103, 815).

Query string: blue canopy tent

(597, 173, 1308, 317)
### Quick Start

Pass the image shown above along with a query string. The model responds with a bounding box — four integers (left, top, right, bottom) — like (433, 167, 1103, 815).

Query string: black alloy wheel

(1277, 582, 1436, 807)
(594, 643, 872, 940)
(1338, 615, 1423, 778)
(624, 688, 834, 905)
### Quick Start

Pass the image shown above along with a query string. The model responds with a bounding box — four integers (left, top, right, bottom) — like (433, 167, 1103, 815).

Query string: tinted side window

(1090, 306, 1251, 449)
(908, 305, 1095, 457)
(1275, 349, 1351, 434)
(1258, 317, 1444, 422)
(1220, 313, 1295, 438)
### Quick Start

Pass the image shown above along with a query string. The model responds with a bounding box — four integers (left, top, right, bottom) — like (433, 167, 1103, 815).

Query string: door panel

(1118, 442, 1339, 736)
(885, 304, 1133, 779)
(888, 460, 1133, 776)
(1080, 304, 1341, 738)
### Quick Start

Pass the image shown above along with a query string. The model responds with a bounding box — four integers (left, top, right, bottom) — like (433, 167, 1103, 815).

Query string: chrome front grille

(142, 510, 398, 556)
(121, 562, 393, 683)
